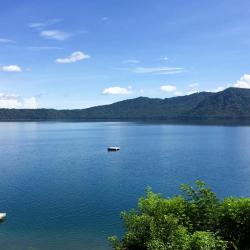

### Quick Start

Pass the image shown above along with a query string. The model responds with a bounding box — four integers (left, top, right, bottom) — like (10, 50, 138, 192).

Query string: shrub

(109, 181, 250, 250)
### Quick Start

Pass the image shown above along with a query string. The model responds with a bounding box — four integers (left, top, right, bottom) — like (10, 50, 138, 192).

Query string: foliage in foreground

(109, 181, 250, 250)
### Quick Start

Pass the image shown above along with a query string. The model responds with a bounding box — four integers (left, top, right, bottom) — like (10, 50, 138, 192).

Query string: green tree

(190, 231, 226, 250)
(109, 181, 250, 250)
(218, 198, 250, 250)
(181, 180, 220, 232)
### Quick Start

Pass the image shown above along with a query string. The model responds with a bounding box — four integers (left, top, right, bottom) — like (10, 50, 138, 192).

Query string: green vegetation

(108, 181, 250, 250)
(1, 88, 250, 121)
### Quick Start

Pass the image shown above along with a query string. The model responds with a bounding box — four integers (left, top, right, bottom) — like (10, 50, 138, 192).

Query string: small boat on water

(0, 213, 6, 221)
(107, 147, 120, 151)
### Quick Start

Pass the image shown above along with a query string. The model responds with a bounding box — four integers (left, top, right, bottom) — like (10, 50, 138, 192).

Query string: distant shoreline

(1, 87, 250, 124)
(0, 118, 250, 126)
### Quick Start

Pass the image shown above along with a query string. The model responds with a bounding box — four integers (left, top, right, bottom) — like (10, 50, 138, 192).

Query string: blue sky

(1, 0, 250, 109)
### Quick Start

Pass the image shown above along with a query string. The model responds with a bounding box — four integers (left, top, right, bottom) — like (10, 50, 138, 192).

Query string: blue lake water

(0, 122, 250, 250)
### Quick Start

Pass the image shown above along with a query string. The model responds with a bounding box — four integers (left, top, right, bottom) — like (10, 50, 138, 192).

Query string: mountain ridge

(0, 87, 250, 122)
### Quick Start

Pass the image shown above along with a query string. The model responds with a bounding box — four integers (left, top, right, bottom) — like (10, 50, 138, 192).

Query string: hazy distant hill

(0, 87, 250, 122)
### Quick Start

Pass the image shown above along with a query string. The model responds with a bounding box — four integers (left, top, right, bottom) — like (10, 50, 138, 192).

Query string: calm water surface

(0, 122, 250, 250)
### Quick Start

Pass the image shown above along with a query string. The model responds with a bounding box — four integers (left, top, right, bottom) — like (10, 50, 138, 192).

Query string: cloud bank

(160, 85, 177, 92)
(0, 38, 14, 43)
(0, 94, 37, 109)
(234, 74, 250, 89)
(0, 65, 22, 72)
(29, 19, 61, 29)
(134, 66, 185, 74)
(40, 30, 71, 41)
(210, 74, 250, 93)
(56, 51, 90, 64)
(102, 86, 132, 95)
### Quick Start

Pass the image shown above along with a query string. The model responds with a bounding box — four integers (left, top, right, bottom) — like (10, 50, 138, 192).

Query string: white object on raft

(107, 147, 120, 151)
(0, 213, 6, 220)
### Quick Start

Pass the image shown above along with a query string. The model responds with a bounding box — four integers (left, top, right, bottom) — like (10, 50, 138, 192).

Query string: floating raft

(0, 213, 6, 221)
(107, 147, 120, 151)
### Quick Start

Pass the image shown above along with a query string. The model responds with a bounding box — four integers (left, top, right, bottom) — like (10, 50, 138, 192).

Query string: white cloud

(0, 99, 21, 108)
(211, 86, 227, 92)
(56, 51, 90, 64)
(29, 19, 61, 29)
(0, 65, 22, 72)
(40, 30, 71, 41)
(161, 57, 169, 61)
(187, 90, 199, 95)
(209, 74, 250, 93)
(234, 74, 250, 88)
(102, 86, 132, 95)
(187, 83, 199, 94)
(0, 38, 14, 43)
(123, 59, 140, 64)
(23, 97, 38, 109)
(160, 85, 177, 92)
(159, 83, 200, 96)
(0, 93, 37, 109)
(174, 91, 184, 96)
(134, 66, 185, 74)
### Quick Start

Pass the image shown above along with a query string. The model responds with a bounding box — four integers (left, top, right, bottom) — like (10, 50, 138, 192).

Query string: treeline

(109, 181, 250, 250)
(1, 88, 250, 121)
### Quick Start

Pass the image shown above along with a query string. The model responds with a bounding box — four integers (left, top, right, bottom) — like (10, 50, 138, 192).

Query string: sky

(1, 0, 250, 109)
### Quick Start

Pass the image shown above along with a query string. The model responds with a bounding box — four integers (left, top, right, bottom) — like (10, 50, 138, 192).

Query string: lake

(0, 122, 250, 250)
